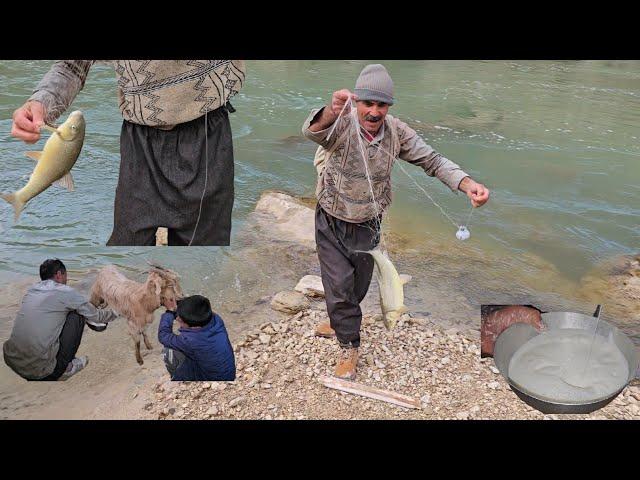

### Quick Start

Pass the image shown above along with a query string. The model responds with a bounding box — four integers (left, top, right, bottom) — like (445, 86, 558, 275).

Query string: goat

(89, 265, 183, 365)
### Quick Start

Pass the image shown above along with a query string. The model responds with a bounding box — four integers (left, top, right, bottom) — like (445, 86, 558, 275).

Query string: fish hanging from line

(1, 110, 85, 221)
(358, 248, 410, 330)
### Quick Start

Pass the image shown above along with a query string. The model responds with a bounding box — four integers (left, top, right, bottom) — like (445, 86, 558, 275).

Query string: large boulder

(254, 191, 315, 246)
(270, 291, 310, 314)
(294, 275, 325, 298)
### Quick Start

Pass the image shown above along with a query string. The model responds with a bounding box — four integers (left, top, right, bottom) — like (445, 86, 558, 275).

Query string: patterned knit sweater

(29, 60, 246, 128)
(302, 107, 468, 223)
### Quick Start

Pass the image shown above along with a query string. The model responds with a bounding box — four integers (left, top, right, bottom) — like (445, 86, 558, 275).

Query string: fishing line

(347, 98, 389, 253)
(349, 117, 477, 239)
(188, 74, 230, 246)
(188, 108, 209, 247)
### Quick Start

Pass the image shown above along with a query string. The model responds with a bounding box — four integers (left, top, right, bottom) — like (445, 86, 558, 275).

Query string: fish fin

(399, 274, 412, 285)
(1, 192, 25, 222)
(25, 151, 43, 162)
(53, 172, 75, 192)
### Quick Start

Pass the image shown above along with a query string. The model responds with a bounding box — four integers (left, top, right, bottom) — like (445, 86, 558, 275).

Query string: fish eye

(71, 125, 77, 130)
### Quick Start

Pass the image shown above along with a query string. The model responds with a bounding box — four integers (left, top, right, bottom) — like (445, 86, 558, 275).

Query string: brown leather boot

(314, 321, 336, 338)
(335, 347, 358, 380)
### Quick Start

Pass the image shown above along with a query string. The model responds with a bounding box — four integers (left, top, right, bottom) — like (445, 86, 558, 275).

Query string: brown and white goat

(89, 265, 183, 365)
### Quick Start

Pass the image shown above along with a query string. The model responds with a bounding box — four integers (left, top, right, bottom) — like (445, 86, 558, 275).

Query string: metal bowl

(493, 311, 640, 414)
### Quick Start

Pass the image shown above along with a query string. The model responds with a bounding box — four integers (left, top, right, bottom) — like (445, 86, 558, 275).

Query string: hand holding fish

(11, 101, 47, 144)
(459, 176, 490, 207)
(2, 110, 85, 221)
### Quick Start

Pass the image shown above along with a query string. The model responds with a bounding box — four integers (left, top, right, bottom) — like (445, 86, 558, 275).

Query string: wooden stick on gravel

(319, 375, 421, 409)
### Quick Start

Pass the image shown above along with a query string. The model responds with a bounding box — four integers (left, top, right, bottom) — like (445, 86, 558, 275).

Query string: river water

(0, 60, 638, 341)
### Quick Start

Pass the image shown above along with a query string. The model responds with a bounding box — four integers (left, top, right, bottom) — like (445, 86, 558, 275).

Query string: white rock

(254, 192, 315, 246)
(259, 334, 271, 345)
(271, 291, 310, 314)
(487, 382, 500, 390)
(456, 411, 469, 420)
(206, 405, 219, 416)
(489, 366, 500, 374)
(294, 275, 325, 298)
(229, 396, 246, 408)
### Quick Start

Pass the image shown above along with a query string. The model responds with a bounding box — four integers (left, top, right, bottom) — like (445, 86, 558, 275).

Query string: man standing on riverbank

(10, 60, 245, 246)
(3, 259, 118, 381)
(302, 64, 490, 380)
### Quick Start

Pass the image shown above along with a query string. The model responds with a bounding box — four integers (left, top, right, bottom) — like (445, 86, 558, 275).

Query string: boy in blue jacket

(158, 294, 235, 381)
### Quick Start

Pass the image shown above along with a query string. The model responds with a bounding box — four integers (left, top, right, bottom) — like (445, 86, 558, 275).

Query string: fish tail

(1, 192, 25, 222)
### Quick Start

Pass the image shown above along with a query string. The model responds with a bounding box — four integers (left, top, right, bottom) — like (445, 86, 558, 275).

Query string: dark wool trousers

(38, 311, 85, 381)
(315, 205, 380, 348)
(107, 106, 234, 246)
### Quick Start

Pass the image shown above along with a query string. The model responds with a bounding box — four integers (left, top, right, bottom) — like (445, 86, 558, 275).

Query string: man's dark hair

(40, 259, 66, 281)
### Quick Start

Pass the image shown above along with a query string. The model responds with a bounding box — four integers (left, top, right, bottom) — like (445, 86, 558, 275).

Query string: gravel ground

(146, 306, 640, 420)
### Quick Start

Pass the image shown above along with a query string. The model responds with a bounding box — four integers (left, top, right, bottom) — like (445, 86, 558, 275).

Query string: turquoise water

(0, 60, 638, 336)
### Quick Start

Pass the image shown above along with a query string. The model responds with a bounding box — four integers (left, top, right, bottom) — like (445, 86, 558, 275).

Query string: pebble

(206, 405, 219, 416)
(229, 396, 246, 408)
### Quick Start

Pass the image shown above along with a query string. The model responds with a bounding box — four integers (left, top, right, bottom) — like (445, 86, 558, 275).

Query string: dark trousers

(39, 312, 85, 381)
(163, 347, 186, 379)
(107, 107, 235, 246)
(315, 205, 380, 348)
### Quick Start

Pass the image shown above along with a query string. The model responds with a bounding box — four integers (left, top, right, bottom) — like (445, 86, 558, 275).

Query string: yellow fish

(361, 249, 410, 330)
(2, 110, 85, 221)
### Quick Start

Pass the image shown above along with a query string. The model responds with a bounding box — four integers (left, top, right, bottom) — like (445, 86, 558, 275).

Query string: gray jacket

(3, 280, 117, 380)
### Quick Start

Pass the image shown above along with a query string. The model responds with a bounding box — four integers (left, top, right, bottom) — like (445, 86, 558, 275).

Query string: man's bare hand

(459, 176, 490, 208)
(330, 89, 357, 116)
(11, 101, 47, 144)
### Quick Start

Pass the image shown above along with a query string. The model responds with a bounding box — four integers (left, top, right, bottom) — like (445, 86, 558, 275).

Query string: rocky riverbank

(146, 298, 640, 421)
(1, 192, 638, 420)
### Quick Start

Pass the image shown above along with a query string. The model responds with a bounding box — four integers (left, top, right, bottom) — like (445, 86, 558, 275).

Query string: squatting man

(302, 64, 490, 380)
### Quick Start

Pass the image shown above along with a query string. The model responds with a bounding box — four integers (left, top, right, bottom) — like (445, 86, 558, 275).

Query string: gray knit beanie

(354, 64, 394, 105)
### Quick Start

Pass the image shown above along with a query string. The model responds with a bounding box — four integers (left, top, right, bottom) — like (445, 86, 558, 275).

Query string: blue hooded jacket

(158, 311, 235, 381)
